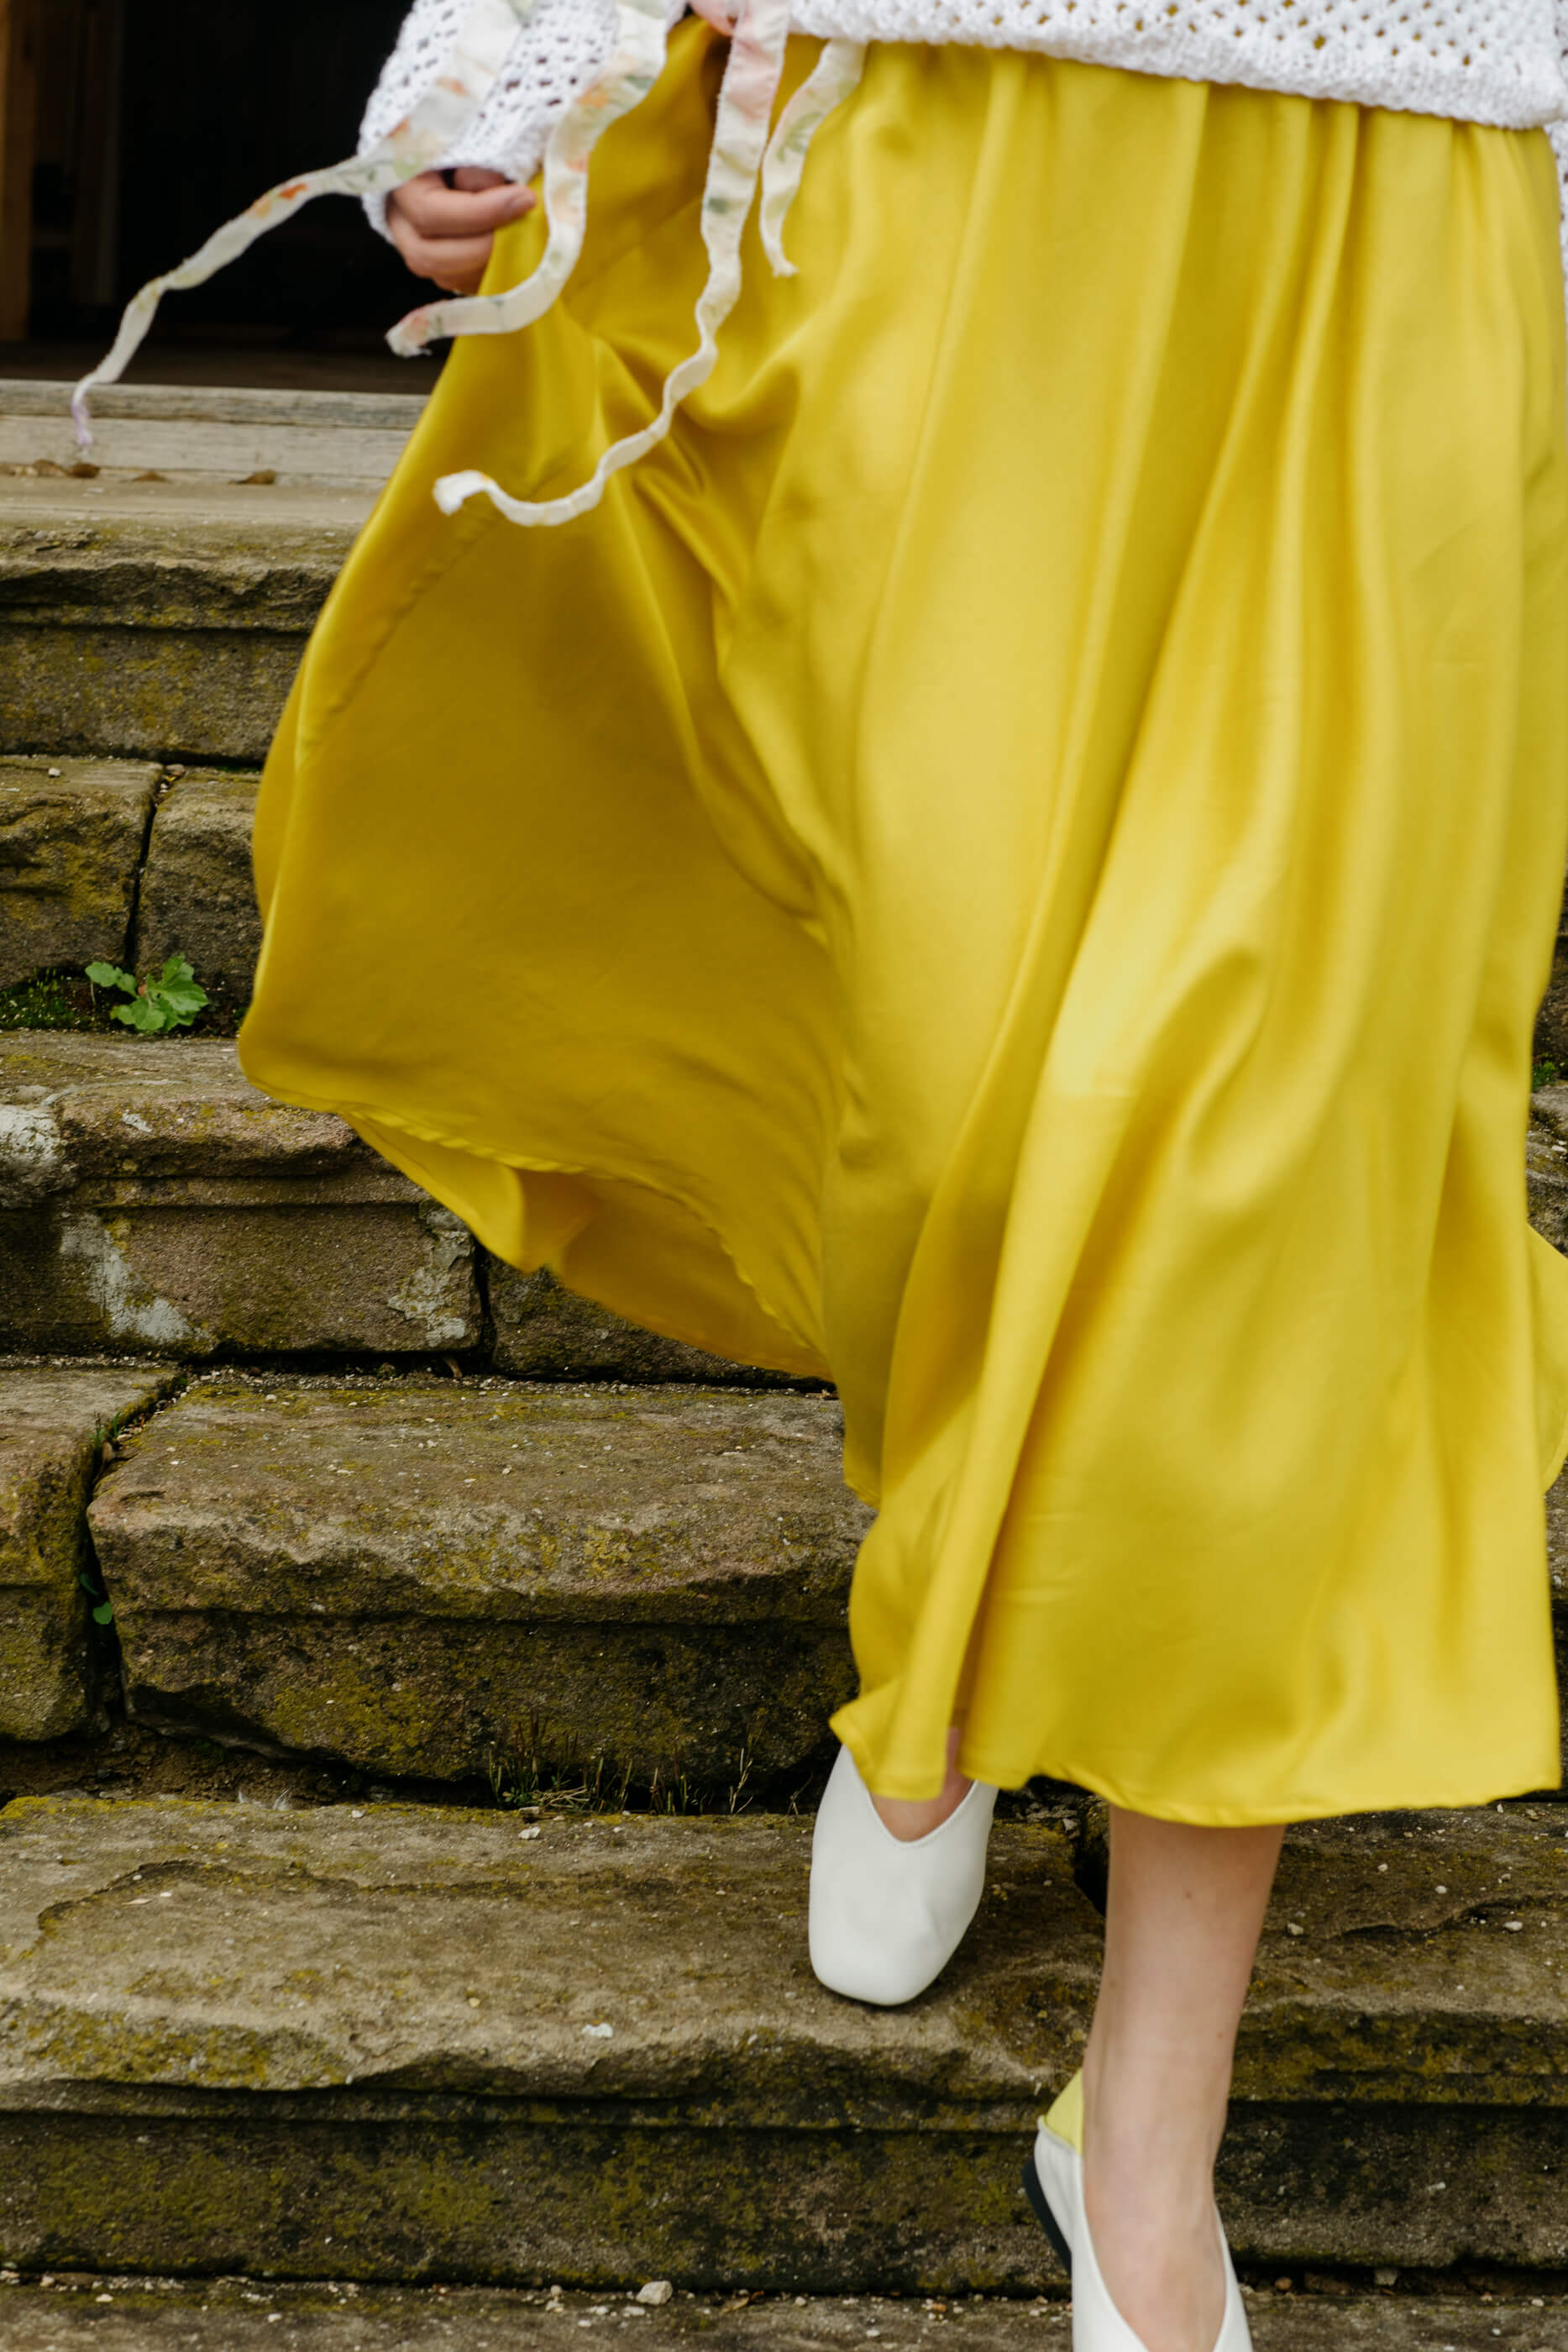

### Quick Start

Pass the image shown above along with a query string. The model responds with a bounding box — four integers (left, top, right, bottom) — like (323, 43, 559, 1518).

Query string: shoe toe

(807, 1746, 995, 2006)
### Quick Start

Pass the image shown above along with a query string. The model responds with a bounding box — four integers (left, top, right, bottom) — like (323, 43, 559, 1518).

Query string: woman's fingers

(390, 170, 533, 238)
(386, 169, 536, 292)
(386, 219, 502, 293)
(689, 0, 738, 26)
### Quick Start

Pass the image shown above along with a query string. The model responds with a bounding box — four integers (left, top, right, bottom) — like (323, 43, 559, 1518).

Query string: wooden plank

(0, 0, 39, 342)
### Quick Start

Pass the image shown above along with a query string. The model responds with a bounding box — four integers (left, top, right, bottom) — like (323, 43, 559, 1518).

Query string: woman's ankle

(870, 1726, 972, 1842)
(1080, 2057, 1224, 2350)
(1082, 2029, 1228, 2192)
(1066, 1810, 1281, 2346)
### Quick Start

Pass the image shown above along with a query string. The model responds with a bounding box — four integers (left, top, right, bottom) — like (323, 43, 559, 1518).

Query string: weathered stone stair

(1, 1039, 478, 1361)
(3, 2277, 1560, 2349)
(88, 1376, 863, 1783)
(0, 1035, 808, 1379)
(3, 382, 1568, 2338)
(0, 383, 420, 768)
(3, 1791, 1567, 2290)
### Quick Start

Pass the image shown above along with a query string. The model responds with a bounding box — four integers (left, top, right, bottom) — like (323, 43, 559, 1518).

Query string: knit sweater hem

(782, 3, 1565, 128)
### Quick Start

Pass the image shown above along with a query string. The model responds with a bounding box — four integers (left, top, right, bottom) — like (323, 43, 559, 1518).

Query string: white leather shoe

(1025, 2075, 1253, 2351)
(807, 1742, 998, 2005)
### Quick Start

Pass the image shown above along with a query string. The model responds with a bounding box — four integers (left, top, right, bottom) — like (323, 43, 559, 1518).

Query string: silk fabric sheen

(242, 26, 1568, 1819)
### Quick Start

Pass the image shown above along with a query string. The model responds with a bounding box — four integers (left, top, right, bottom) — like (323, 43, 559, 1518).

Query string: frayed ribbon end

(433, 469, 491, 515)
(388, 309, 442, 359)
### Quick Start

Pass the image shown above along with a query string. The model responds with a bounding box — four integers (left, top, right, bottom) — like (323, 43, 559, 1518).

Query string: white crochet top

(364, 0, 1568, 203)
(360, 0, 628, 206)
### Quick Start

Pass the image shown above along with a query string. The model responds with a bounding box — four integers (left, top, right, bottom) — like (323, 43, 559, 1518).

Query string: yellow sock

(1041, 2067, 1084, 2152)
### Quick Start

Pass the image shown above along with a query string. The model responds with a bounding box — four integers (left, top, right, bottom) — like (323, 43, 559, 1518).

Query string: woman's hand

(386, 166, 536, 295)
(387, 7, 742, 293)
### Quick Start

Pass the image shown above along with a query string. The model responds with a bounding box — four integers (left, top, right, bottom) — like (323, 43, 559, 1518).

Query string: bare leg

(870, 1725, 973, 1841)
(1082, 1808, 1284, 2352)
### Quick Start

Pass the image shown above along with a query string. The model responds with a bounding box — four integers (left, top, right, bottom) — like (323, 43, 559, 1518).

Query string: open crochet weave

(72, 0, 1568, 530)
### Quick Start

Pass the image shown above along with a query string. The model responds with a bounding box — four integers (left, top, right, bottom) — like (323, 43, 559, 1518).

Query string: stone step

(0, 471, 368, 767)
(0, 1038, 804, 1381)
(0, 382, 429, 491)
(0, 386, 433, 771)
(131, 765, 261, 1017)
(0, 758, 162, 992)
(4, 1012, 1565, 1390)
(3, 1347, 1560, 1789)
(87, 1375, 866, 1785)
(1529, 1084, 1568, 1248)
(0, 1363, 178, 1741)
(0, 2277, 1560, 2352)
(2, 1795, 1566, 2288)
(0, 387, 426, 769)
(1537, 880, 1568, 1074)
(1547, 1468, 1568, 1779)
(0, 1037, 479, 1360)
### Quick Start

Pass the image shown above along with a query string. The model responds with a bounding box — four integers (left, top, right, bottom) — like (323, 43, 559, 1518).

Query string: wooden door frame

(0, 0, 38, 341)
(72, 0, 124, 311)
(0, 0, 39, 341)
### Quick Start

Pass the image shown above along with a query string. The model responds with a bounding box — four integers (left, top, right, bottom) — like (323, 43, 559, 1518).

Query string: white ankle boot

(807, 1743, 998, 2005)
(1025, 2076, 1253, 2352)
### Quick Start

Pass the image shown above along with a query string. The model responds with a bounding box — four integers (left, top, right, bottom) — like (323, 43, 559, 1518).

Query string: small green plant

(86, 955, 208, 1034)
(77, 1571, 114, 1628)
(1534, 1058, 1562, 1091)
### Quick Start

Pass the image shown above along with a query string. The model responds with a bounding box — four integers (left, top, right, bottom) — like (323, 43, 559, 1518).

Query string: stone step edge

(0, 1041, 815, 1378)
(0, 382, 429, 432)
(0, 382, 429, 491)
(4, 1795, 1568, 2286)
(0, 2276, 1561, 2351)
(2, 1362, 857, 1765)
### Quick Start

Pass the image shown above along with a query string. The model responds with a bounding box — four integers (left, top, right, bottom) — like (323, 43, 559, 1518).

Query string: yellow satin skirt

(240, 24, 1568, 1821)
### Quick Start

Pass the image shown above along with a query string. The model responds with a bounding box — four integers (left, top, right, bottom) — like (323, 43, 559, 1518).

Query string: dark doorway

(18, 0, 436, 386)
